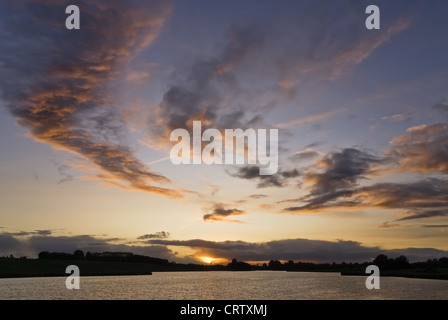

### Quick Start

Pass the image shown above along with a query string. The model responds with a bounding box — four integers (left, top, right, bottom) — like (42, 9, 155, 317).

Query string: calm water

(0, 271, 447, 300)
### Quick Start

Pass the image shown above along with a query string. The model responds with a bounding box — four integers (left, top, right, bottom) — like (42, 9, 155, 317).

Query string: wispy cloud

(0, 1, 183, 198)
(148, 27, 267, 148)
(387, 123, 448, 174)
(275, 109, 342, 129)
(381, 114, 411, 122)
(291, 148, 323, 161)
(433, 98, 448, 116)
(275, 7, 413, 83)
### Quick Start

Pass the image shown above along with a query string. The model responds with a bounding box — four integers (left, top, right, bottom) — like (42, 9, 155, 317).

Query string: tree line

(35, 250, 448, 272)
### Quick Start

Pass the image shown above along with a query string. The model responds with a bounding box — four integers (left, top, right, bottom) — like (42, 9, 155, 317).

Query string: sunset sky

(1, 0, 448, 264)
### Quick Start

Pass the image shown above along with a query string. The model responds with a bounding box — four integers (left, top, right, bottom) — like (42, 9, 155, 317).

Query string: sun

(200, 257, 215, 264)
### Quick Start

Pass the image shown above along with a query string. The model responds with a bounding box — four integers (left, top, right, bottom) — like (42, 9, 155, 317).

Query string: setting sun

(200, 257, 215, 264)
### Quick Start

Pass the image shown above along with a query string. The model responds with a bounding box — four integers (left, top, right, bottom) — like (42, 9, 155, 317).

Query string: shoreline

(1, 258, 447, 281)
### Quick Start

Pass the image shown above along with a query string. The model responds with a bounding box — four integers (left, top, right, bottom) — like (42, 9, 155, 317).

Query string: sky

(1, 0, 448, 264)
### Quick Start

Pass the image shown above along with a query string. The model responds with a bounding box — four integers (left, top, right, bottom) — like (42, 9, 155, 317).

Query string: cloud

(275, 5, 413, 83)
(249, 194, 268, 199)
(387, 123, 448, 174)
(323, 16, 412, 80)
(0, 1, 183, 198)
(291, 148, 323, 161)
(205, 185, 220, 196)
(282, 148, 398, 212)
(284, 177, 448, 221)
(381, 113, 411, 122)
(397, 209, 448, 222)
(378, 222, 402, 229)
(228, 166, 299, 188)
(283, 125, 448, 216)
(276, 109, 342, 129)
(3, 231, 447, 264)
(203, 203, 246, 223)
(137, 231, 170, 240)
(0, 232, 186, 262)
(149, 2, 409, 145)
(2, 230, 53, 237)
(146, 237, 448, 263)
(303, 148, 383, 195)
(433, 99, 448, 115)
(148, 26, 267, 147)
(422, 225, 448, 228)
(56, 163, 74, 185)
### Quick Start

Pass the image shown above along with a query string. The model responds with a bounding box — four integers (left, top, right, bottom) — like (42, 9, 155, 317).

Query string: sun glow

(200, 256, 215, 264)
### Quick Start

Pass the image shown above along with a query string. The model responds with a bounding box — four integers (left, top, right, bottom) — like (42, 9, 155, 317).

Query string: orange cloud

(1, 1, 182, 198)
(387, 124, 448, 174)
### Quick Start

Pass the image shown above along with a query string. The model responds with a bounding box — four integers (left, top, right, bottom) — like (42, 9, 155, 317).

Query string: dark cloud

(387, 124, 448, 174)
(3, 231, 446, 264)
(203, 204, 246, 222)
(284, 126, 448, 217)
(0, 234, 26, 256)
(397, 209, 448, 221)
(0, 232, 187, 262)
(2, 230, 53, 237)
(284, 189, 355, 212)
(283, 148, 393, 212)
(284, 177, 448, 222)
(0, 1, 182, 198)
(228, 166, 299, 188)
(137, 231, 170, 240)
(303, 148, 383, 195)
(147, 237, 448, 263)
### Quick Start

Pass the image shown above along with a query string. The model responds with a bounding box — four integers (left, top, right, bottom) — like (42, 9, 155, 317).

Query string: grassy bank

(0, 257, 161, 278)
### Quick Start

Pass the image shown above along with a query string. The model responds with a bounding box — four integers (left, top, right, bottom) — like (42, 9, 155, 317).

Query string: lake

(0, 271, 447, 300)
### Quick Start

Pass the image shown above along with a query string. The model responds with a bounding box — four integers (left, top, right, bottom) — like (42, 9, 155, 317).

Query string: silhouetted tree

(373, 254, 389, 269)
(438, 257, 448, 267)
(226, 258, 252, 271)
(394, 255, 410, 269)
(74, 250, 85, 260)
(268, 260, 282, 270)
(38, 251, 50, 259)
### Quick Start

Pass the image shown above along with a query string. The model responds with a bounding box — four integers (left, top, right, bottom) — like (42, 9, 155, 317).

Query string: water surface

(0, 271, 446, 300)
